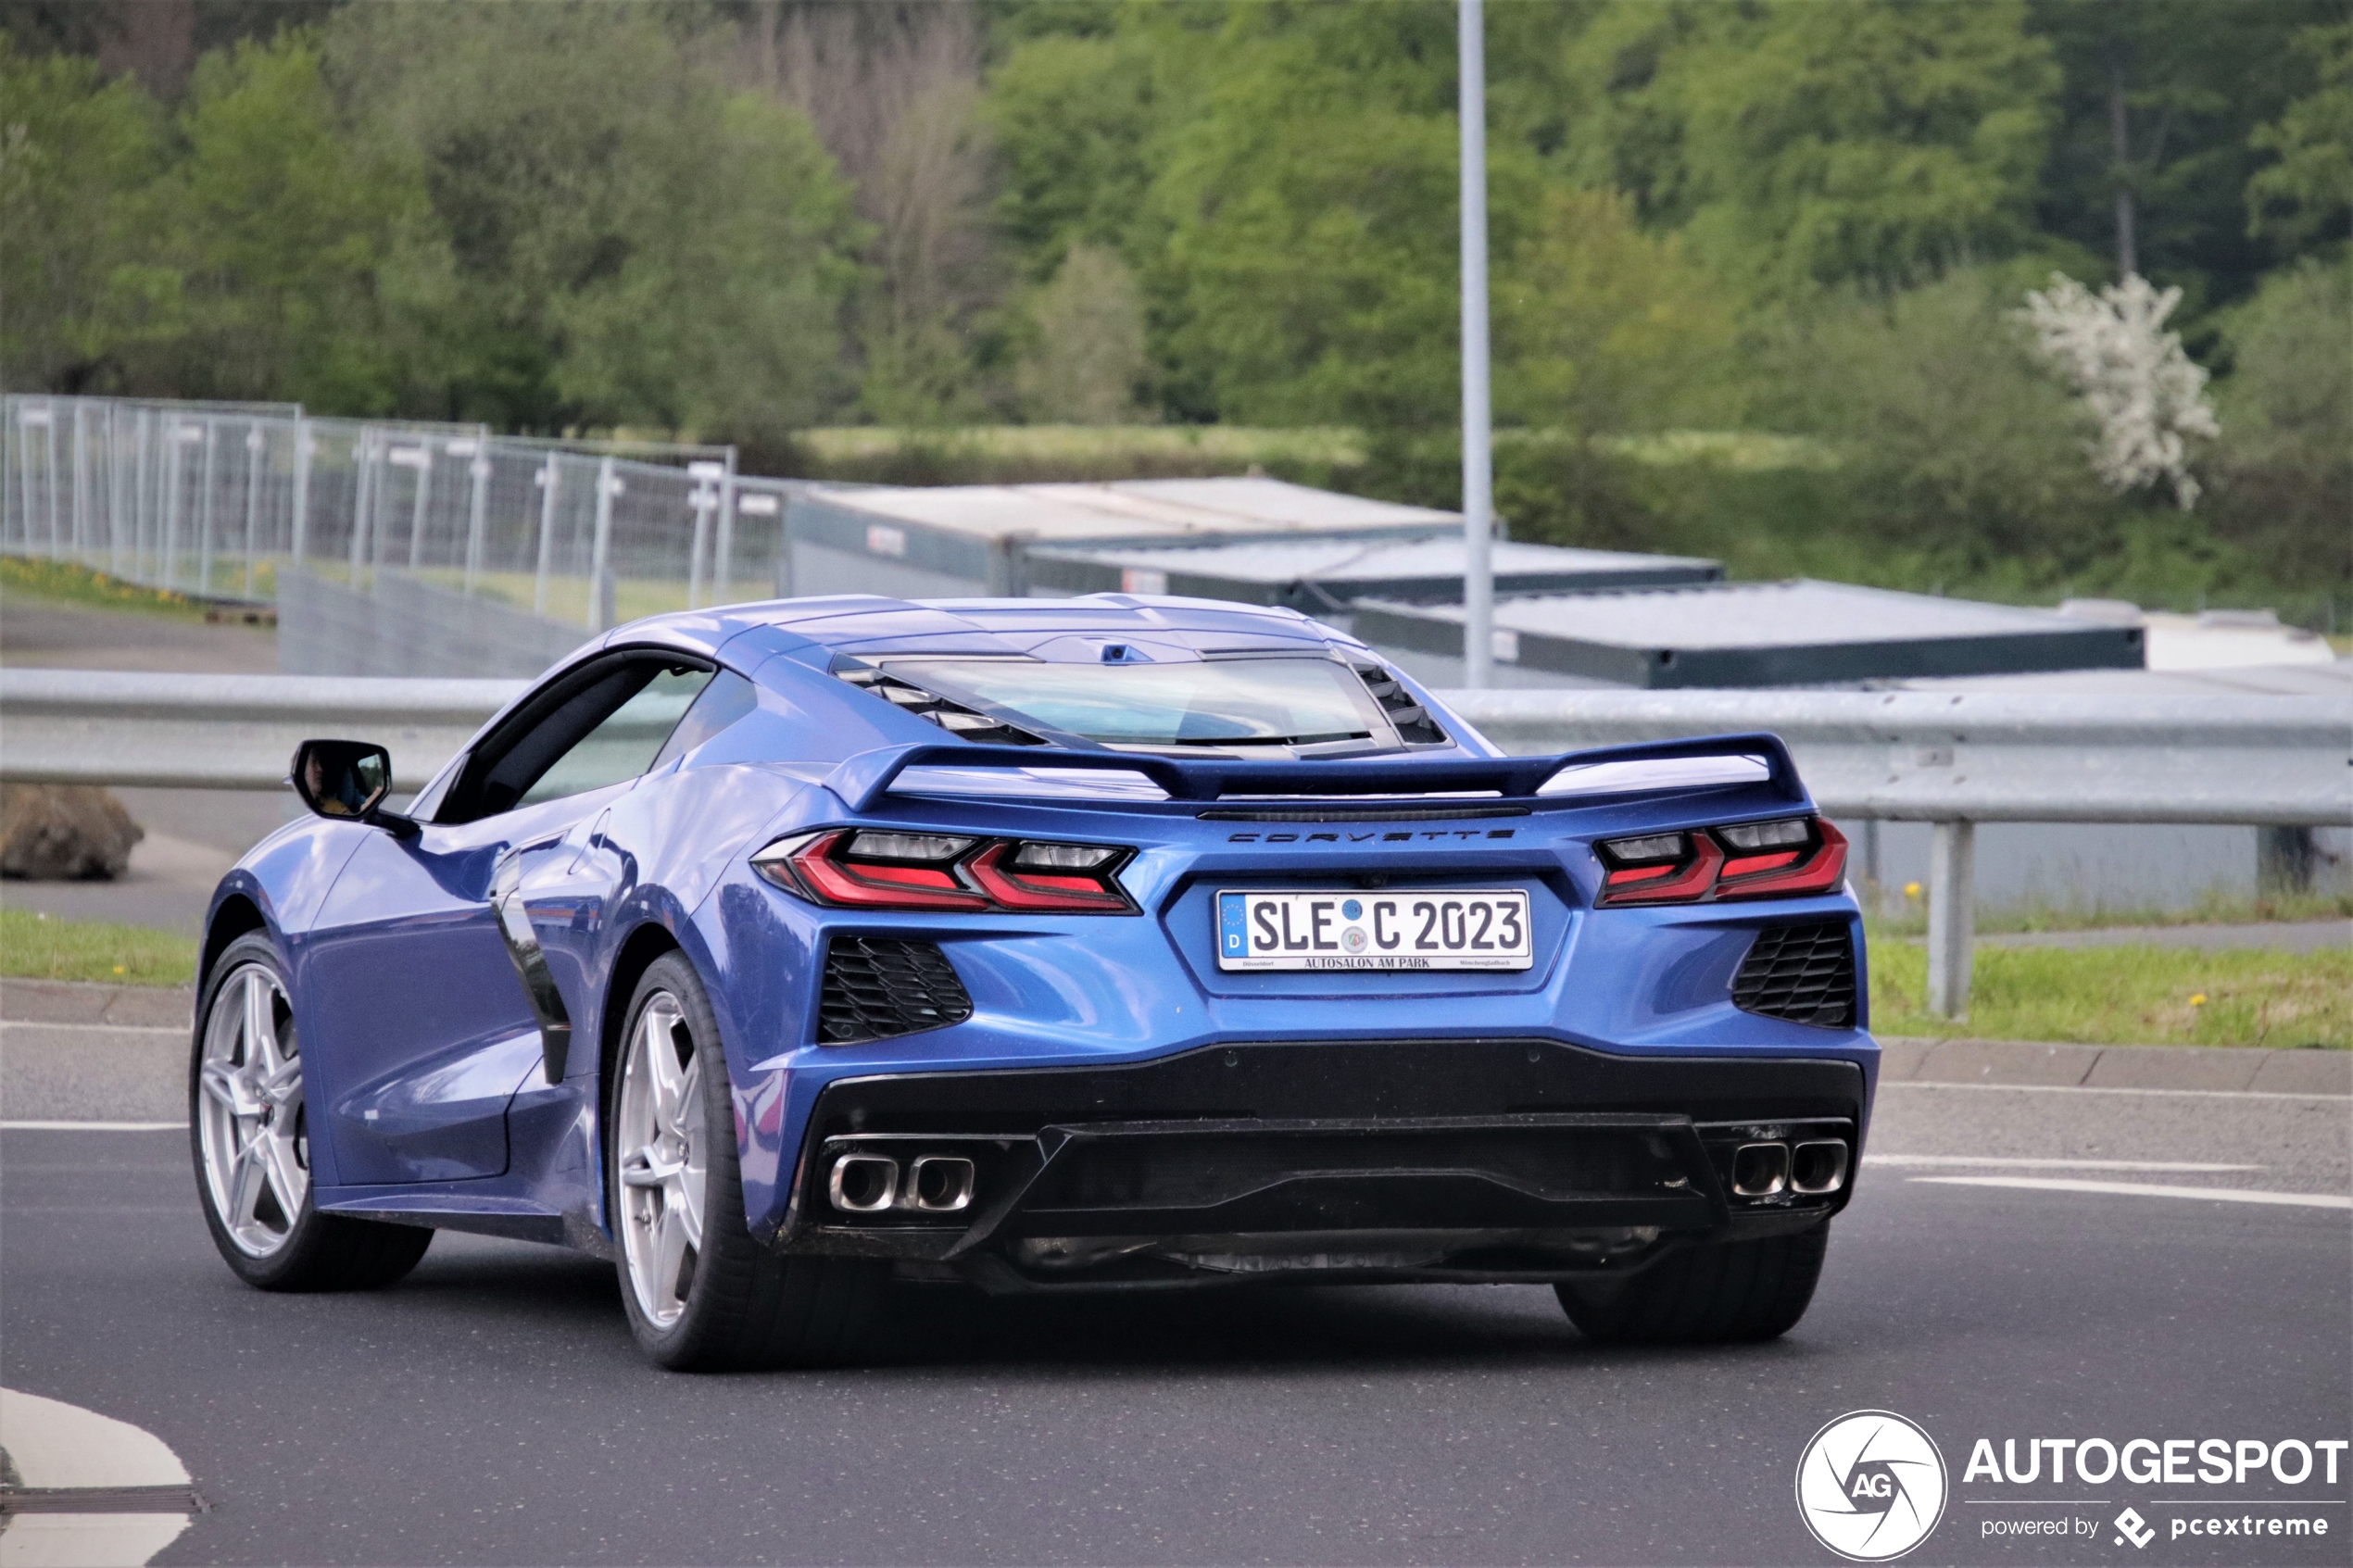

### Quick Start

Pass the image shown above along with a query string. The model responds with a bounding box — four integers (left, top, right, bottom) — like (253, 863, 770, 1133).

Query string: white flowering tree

(2021, 272, 2221, 509)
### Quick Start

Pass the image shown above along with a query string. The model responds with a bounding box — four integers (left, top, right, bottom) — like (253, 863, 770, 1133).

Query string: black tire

(609, 951, 885, 1372)
(1555, 1223, 1830, 1345)
(190, 933, 434, 1291)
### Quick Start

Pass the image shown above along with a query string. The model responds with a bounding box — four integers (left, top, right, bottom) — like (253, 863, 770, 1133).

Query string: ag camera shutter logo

(1795, 1411, 1949, 1562)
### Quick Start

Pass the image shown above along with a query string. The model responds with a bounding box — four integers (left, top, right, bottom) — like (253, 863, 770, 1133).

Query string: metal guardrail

(1445, 689, 2352, 827)
(3, 673, 2346, 1018)
(1448, 688, 2353, 1019)
(0, 671, 524, 793)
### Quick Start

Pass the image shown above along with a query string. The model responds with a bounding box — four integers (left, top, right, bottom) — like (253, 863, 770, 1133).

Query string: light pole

(1458, 0, 1494, 687)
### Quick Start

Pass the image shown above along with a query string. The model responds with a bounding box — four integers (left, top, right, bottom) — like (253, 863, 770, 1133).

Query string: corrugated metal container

(1025, 535, 1719, 613)
(1354, 580, 2147, 689)
(784, 478, 1456, 600)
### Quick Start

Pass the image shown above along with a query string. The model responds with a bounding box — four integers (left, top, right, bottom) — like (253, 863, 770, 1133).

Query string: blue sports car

(193, 594, 1873, 1369)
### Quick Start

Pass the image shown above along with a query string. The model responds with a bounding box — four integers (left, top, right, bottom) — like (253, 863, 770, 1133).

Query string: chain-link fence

(2, 394, 800, 631)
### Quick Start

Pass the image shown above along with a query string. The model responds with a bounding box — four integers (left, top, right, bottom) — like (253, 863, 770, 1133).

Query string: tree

(1014, 243, 1149, 423)
(164, 31, 424, 411)
(2207, 260, 2352, 584)
(1559, 1, 2060, 299)
(1766, 269, 2112, 576)
(984, 28, 1163, 284)
(322, 1, 861, 433)
(1495, 186, 1740, 435)
(2022, 271, 2219, 508)
(553, 89, 863, 442)
(2246, 19, 2353, 254)
(2027, 0, 2339, 310)
(0, 38, 177, 393)
(855, 71, 999, 424)
(736, 2, 1000, 424)
(1141, 2, 1545, 430)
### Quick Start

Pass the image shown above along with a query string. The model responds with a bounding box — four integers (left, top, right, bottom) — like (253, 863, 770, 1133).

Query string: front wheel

(610, 952, 883, 1371)
(190, 933, 433, 1290)
(1556, 1223, 1830, 1344)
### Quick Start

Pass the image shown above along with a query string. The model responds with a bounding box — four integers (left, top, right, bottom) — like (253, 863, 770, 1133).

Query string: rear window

(886, 658, 1385, 748)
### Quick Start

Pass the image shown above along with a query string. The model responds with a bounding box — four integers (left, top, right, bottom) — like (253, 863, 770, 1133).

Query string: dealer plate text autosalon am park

(1797, 1411, 2348, 1561)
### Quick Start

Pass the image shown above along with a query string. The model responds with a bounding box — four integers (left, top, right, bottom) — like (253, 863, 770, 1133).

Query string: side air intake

(818, 938, 974, 1045)
(1730, 922, 1856, 1028)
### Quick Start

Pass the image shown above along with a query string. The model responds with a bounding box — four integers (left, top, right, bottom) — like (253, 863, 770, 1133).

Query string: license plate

(1215, 889, 1533, 972)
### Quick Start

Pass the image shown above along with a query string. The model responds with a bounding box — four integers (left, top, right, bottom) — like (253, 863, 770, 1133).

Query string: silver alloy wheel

(617, 995, 706, 1328)
(195, 962, 308, 1257)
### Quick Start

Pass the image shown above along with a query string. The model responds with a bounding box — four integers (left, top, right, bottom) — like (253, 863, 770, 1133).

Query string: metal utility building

(1354, 579, 2147, 689)
(1024, 535, 1720, 618)
(782, 478, 1460, 600)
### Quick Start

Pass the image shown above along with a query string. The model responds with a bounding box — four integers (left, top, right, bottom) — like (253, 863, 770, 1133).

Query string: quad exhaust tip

(908, 1154, 976, 1213)
(829, 1152, 900, 1213)
(1730, 1142, 1789, 1198)
(1729, 1139, 1850, 1198)
(1792, 1139, 1850, 1195)
(827, 1152, 977, 1215)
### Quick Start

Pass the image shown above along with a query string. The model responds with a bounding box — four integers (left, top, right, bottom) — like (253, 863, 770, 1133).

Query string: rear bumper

(772, 1037, 1864, 1287)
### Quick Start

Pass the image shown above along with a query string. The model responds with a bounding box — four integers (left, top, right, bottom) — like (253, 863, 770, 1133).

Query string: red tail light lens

(1596, 818, 1847, 907)
(757, 829, 988, 910)
(1599, 832, 1722, 905)
(965, 841, 1131, 911)
(751, 832, 1135, 913)
(1717, 820, 1847, 900)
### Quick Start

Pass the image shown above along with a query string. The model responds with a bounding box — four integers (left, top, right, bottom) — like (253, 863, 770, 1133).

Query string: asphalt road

(5, 1082, 2347, 1568)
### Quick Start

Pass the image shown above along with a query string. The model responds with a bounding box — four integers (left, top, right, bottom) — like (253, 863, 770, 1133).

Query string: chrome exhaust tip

(1791, 1139, 1851, 1195)
(907, 1154, 976, 1213)
(828, 1152, 900, 1213)
(1730, 1142, 1790, 1198)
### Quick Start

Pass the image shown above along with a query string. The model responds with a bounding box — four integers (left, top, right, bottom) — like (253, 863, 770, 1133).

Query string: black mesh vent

(1731, 922, 1856, 1028)
(1353, 664, 1449, 745)
(833, 664, 1045, 746)
(819, 938, 974, 1045)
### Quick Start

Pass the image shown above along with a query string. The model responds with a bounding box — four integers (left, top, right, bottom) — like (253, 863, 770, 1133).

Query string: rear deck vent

(819, 938, 974, 1044)
(1352, 664, 1450, 746)
(833, 663, 1046, 746)
(1731, 922, 1855, 1028)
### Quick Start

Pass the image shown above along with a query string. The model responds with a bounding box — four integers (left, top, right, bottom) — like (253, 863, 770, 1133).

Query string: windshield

(887, 657, 1385, 748)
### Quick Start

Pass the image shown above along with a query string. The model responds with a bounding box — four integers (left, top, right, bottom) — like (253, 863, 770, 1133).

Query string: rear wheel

(190, 933, 433, 1290)
(1555, 1223, 1830, 1344)
(610, 952, 883, 1371)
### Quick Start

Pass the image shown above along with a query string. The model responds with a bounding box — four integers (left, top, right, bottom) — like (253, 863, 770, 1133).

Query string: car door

(301, 652, 715, 1189)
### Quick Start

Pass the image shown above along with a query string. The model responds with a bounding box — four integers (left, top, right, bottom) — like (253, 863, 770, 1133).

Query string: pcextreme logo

(1796, 1411, 1951, 1562)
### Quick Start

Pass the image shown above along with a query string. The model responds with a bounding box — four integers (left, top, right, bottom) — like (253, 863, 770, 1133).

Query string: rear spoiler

(824, 734, 1808, 813)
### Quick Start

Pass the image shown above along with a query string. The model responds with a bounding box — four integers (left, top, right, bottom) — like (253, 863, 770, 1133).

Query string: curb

(1880, 1036, 2351, 1096)
(0, 978, 194, 1029)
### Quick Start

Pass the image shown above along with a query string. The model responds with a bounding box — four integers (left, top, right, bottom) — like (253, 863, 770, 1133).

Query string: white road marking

(1912, 1175, 2352, 1210)
(0, 1388, 193, 1566)
(1881, 1079, 2349, 1102)
(0, 1123, 184, 1133)
(1869, 1154, 2262, 1173)
(0, 1022, 184, 1037)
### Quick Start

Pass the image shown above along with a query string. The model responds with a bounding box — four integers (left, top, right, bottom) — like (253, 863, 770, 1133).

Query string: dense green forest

(3, 1, 2346, 618)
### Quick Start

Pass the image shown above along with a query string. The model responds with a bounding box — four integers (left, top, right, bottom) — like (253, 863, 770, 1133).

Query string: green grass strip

(0, 909, 198, 987)
(1870, 941, 2351, 1048)
(0, 556, 209, 618)
(1865, 889, 2351, 938)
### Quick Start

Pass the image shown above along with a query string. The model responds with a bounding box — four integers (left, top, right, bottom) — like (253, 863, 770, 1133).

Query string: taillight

(1596, 818, 1847, 907)
(964, 841, 1130, 911)
(751, 831, 1136, 914)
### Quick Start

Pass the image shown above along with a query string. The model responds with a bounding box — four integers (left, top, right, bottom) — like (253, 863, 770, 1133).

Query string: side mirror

(289, 739, 417, 836)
